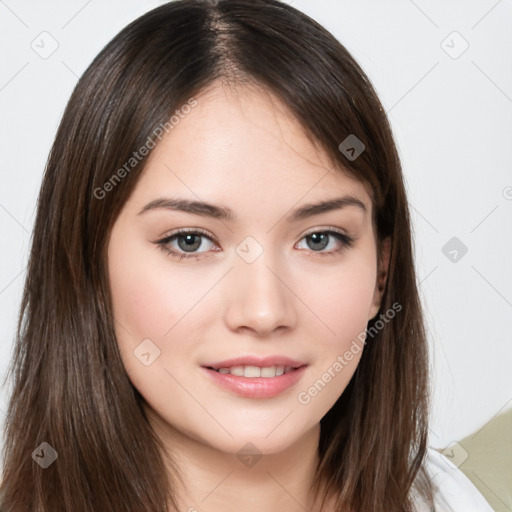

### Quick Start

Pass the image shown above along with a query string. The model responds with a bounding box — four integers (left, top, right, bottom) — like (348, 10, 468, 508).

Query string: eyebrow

(137, 195, 367, 222)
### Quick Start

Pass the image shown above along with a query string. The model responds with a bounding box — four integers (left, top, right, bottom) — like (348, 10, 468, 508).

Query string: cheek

(295, 251, 377, 343)
(108, 231, 198, 342)
(109, 260, 174, 340)
(291, 251, 376, 408)
(107, 228, 200, 400)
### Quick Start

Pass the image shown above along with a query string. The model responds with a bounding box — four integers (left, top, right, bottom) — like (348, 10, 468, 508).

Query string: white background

(0, 0, 511, 453)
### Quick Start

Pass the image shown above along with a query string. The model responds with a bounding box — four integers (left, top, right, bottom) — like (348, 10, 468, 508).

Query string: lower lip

(201, 366, 307, 398)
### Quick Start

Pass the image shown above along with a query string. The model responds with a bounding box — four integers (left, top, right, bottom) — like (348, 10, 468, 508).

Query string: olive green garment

(439, 408, 512, 512)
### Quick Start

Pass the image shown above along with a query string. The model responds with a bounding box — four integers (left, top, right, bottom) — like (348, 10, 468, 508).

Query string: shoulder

(411, 446, 495, 512)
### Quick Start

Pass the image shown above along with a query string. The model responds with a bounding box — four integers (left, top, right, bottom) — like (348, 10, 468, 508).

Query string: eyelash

(154, 228, 355, 261)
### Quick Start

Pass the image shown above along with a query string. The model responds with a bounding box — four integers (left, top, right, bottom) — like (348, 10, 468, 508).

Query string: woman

(0, 0, 494, 510)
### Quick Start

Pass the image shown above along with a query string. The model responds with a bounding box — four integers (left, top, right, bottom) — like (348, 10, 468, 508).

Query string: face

(107, 81, 387, 456)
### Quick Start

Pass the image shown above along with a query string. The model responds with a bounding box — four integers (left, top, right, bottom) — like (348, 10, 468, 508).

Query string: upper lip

(202, 355, 307, 370)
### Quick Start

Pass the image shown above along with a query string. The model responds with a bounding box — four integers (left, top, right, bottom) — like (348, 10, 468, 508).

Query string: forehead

(134, 81, 372, 215)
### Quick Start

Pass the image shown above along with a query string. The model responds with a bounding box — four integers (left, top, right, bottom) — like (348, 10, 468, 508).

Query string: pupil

(179, 234, 201, 252)
(308, 233, 328, 251)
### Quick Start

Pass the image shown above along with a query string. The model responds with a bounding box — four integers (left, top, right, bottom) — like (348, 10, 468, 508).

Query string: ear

(368, 236, 391, 321)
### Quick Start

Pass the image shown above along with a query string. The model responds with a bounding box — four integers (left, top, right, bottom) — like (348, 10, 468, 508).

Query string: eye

(154, 227, 355, 261)
(295, 229, 354, 256)
(154, 228, 218, 260)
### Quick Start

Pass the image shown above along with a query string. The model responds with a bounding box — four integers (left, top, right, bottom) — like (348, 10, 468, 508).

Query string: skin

(107, 80, 390, 512)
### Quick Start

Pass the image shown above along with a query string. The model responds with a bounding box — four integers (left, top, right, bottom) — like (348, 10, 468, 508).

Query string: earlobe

(368, 237, 392, 321)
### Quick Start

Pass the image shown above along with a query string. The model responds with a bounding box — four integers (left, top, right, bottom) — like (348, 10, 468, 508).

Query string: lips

(201, 364, 307, 398)
(200, 355, 308, 398)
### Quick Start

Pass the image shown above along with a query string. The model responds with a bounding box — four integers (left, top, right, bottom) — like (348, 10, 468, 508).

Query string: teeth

(244, 366, 260, 378)
(214, 365, 293, 377)
(230, 366, 245, 376)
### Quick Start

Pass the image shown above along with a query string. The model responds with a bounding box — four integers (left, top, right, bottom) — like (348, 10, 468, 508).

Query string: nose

(223, 252, 298, 337)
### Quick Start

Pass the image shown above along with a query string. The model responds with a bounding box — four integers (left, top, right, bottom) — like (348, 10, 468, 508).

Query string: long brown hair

(0, 1, 436, 510)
